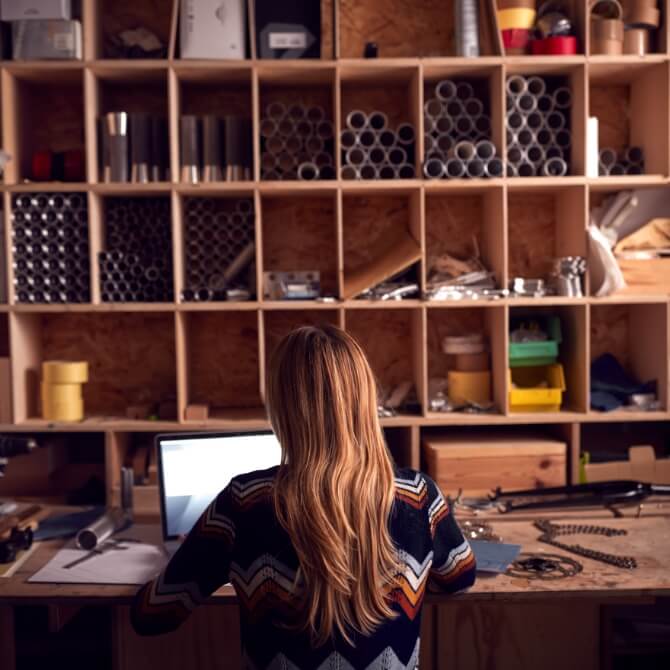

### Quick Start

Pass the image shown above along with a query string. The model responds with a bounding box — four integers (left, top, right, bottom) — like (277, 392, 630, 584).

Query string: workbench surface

(1, 515, 669, 606)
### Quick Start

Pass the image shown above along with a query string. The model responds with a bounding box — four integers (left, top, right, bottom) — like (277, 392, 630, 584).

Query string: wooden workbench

(1, 514, 669, 670)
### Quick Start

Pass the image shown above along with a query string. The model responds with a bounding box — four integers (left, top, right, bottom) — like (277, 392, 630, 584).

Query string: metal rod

(345, 146, 367, 166)
(297, 162, 320, 181)
(475, 140, 496, 160)
(396, 123, 415, 145)
(537, 95, 554, 113)
(341, 129, 358, 149)
(553, 87, 572, 109)
(359, 129, 376, 148)
(369, 146, 386, 164)
(359, 163, 377, 180)
(546, 111, 566, 130)
(506, 75, 528, 97)
(368, 111, 388, 131)
(435, 117, 453, 134)
(526, 144, 545, 164)
(346, 110, 368, 131)
(515, 128, 535, 147)
(542, 156, 568, 176)
(526, 76, 546, 97)
(451, 141, 476, 161)
(424, 98, 443, 117)
(517, 162, 535, 177)
(526, 111, 543, 130)
(484, 157, 504, 178)
(516, 93, 537, 114)
(397, 164, 415, 178)
(341, 165, 360, 180)
(507, 111, 525, 131)
(445, 157, 466, 179)
(388, 146, 407, 165)
(455, 81, 474, 100)
(307, 106, 325, 123)
(466, 158, 485, 178)
(423, 157, 445, 179)
(464, 98, 483, 116)
(435, 79, 457, 101)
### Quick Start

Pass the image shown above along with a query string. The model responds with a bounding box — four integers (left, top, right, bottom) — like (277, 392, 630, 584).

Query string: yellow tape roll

(42, 360, 89, 384)
(41, 382, 84, 422)
(447, 370, 492, 405)
(497, 7, 537, 30)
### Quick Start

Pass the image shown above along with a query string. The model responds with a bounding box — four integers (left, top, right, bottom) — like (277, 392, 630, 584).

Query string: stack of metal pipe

(99, 197, 173, 302)
(12, 193, 91, 304)
(181, 197, 255, 302)
(505, 75, 571, 177)
(260, 102, 335, 181)
(423, 79, 503, 180)
(598, 146, 645, 176)
(340, 111, 416, 180)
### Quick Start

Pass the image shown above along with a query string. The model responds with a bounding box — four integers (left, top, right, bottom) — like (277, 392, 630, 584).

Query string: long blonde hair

(267, 325, 399, 645)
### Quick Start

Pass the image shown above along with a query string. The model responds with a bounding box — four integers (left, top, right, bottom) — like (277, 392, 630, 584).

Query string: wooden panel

(434, 601, 599, 670)
(40, 313, 177, 417)
(340, 78, 416, 131)
(263, 309, 339, 362)
(259, 83, 334, 119)
(187, 311, 261, 409)
(345, 308, 416, 400)
(261, 196, 338, 296)
(590, 85, 630, 155)
(100, 76, 168, 117)
(114, 604, 241, 670)
(9, 313, 42, 423)
(179, 79, 252, 118)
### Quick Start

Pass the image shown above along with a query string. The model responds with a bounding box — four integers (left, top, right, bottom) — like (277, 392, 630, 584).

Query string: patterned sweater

(131, 467, 476, 669)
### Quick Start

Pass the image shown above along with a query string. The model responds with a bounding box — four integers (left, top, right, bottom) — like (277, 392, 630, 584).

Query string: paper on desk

(29, 538, 167, 585)
(470, 541, 521, 574)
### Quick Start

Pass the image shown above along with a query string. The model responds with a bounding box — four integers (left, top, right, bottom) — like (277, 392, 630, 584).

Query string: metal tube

(266, 102, 286, 120)
(305, 136, 324, 154)
(296, 119, 312, 137)
(341, 129, 358, 149)
(526, 144, 545, 164)
(466, 159, 485, 178)
(464, 98, 483, 117)
(307, 106, 325, 123)
(546, 111, 565, 130)
(555, 129, 571, 149)
(476, 140, 496, 160)
(424, 134, 437, 154)
(437, 134, 453, 153)
(625, 146, 644, 164)
(297, 162, 320, 181)
(474, 115, 491, 135)
(625, 163, 643, 175)
(278, 152, 295, 172)
(536, 127, 554, 146)
(553, 87, 572, 109)
(507, 163, 519, 177)
(435, 116, 453, 134)
(546, 146, 563, 160)
(359, 129, 376, 148)
(506, 75, 528, 97)
(378, 129, 396, 147)
(397, 164, 415, 178)
(345, 147, 367, 166)
(526, 111, 543, 130)
(369, 146, 386, 164)
(609, 163, 625, 175)
(435, 79, 457, 101)
(265, 135, 285, 154)
(455, 81, 474, 100)
(397, 124, 415, 145)
(517, 162, 535, 177)
(368, 111, 388, 131)
(446, 100, 464, 117)
(341, 165, 360, 179)
(359, 163, 377, 180)
(542, 156, 568, 176)
(455, 115, 474, 135)
(484, 157, 504, 178)
(278, 118, 295, 136)
(526, 76, 546, 97)
(285, 135, 302, 153)
(516, 128, 535, 147)
(316, 120, 334, 140)
(454, 0, 480, 57)
(516, 93, 537, 114)
(507, 111, 525, 131)
(261, 152, 277, 171)
(423, 157, 445, 179)
(424, 117, 437, 135)
(599, 147, 617, 167)
(445, 157, 466, 179)
(537, 95, 554, 113)
(315, 151, 333, 167)
(346, 110, 368, 131)
(451, 141, 476, 161)
(288, 103, 306, 120)
(179, 115, 200, 184)
(379, 165, 395, 179)
(388, 146, 407, 165)
(320, 165, 336, 179)
(424, 98, 443, 117)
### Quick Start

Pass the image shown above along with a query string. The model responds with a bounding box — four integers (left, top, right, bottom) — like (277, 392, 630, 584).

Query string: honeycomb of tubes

(340, 111, 416, 180)
(598, 146, 645, 176)
(423, 79, 503, 180)
(505, 75, 572, 178)
(260, 102, 335, 181)
(99, 197, 174, 303)
(181, 197, 255, 302)
(12, 193, 91, 304)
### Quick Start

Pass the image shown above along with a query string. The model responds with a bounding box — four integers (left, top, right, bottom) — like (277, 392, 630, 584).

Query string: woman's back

(132, 465, 475, 669)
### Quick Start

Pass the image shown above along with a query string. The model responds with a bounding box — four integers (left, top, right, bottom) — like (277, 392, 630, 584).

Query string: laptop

(156, 431, 282, 556)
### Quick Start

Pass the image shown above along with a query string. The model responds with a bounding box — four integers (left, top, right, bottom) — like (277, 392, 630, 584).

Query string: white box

(1, 0, 71, 20)
(180, 0, 246, 59)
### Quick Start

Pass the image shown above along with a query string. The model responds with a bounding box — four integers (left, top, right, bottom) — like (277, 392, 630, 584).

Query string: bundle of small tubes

(340, 111, 416, 180)
(260, 102, 335, 181)
(598, 146, 645, 176)
(181, 197, 255, 302)
(12, 193, 91, 304)
(98, 197, 173, 303)
(505, 75, 571, 177)
(423, 79, 502, 179)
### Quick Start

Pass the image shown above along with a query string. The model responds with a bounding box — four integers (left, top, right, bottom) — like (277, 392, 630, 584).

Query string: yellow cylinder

(496, 8, 537, 30)
(41, 382, 84, 422)
(42, 361, 89, 384)
(448, 371, 492, 405)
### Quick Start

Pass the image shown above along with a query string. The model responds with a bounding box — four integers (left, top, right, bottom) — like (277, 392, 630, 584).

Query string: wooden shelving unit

(0, 0, 669, 507)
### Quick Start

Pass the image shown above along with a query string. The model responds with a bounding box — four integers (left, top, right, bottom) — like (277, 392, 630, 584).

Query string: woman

(132, 325, 475, 668)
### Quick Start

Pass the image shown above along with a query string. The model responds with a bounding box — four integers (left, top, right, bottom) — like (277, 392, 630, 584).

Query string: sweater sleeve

(424, 476, 476, 594)
(131, 484, 236, 636)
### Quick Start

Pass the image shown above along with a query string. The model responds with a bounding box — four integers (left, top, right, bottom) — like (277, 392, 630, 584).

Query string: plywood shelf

(0, 0, 668, 504)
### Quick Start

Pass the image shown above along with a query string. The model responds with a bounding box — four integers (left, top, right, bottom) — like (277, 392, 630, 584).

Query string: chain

(534, 520, 637, 570)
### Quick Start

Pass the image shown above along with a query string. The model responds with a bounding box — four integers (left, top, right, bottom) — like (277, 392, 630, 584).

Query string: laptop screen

(157, 432, 282, 540)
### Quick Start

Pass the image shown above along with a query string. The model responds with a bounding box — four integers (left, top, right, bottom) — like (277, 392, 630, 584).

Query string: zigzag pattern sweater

(131, 467, 476, 669)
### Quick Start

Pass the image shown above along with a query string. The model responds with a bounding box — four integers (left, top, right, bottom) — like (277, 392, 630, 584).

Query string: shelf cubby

(425, 184, 506, 290)
(589, 62, 669, 177)
(507, 184, 586, 284)
(509, 304, 588, 414)
(341, 189, 421, 299)
(260, 192, 339, 299)
(9, 311, 177, 424)
(590, 302, 669, 414)
(1, 69, 86, 184)
(344, 307, 424, 416)
(426, 305, 507, 416)
(180, 310, 264, 423)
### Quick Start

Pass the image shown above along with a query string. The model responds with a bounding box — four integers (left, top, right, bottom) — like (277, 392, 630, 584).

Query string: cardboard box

(1, 0, 71, 20)
(180, 0, 246, 59)
(584, 445, 670, 485)
(423, 432, 567, 497)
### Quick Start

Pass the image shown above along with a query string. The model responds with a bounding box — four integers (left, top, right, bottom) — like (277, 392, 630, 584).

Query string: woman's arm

(131, 485, 236, 635)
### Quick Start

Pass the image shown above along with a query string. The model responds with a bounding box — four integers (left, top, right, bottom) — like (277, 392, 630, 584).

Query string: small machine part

(458, 520, 502, 542)
(263, 271, 320, 300)
(75, 507, 131, 551)
(225, 287, 252, 301)
(507, 553, 582, 580)
(0, 436, 37, 458)
(509, 277, 546, 297)
(534, 520, 637, 569)
(364, 41, 378, 58)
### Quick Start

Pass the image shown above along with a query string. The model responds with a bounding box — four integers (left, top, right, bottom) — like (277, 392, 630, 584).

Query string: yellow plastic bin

(509, 363, 565, 412)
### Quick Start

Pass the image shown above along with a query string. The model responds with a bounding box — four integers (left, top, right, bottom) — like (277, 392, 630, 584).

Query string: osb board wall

(101, 80, 168, 116)
(508, 193, 556, 278)
(590, 305, 631, 369)
(425, 195, 483, 271)
(181, 83, 252, 118)
(42, 313, 176, 416)
(262, 197, 338, 295)
(343, 195, 409, 275)
(590, 85, 630, 153)
(426, 308, 487, 378)
(101, 0, 173, 57)
(264, 310, 339, 361)
(345, 309, 414, 395)
(339, 0, 451, 58)
(340, 84, 414, 130)
(188, 311, 261, 408)
(21, 80, 85, 176)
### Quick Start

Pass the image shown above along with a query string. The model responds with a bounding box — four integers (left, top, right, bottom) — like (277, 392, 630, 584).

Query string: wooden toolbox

(423, 432, 567, 497)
